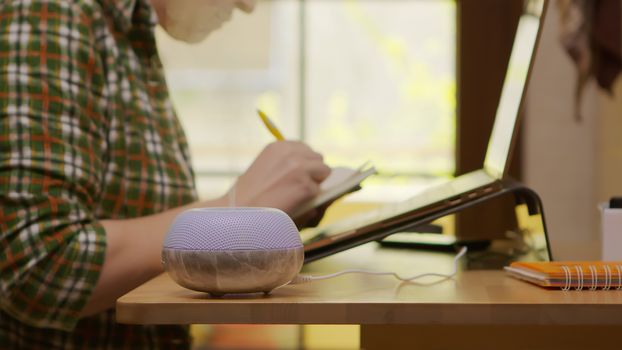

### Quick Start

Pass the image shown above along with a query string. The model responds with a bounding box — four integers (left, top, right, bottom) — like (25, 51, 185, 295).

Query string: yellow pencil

(257, 109, 285, 141)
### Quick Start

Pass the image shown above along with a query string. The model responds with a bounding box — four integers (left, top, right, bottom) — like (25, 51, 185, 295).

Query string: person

(0, 0, 331, 348)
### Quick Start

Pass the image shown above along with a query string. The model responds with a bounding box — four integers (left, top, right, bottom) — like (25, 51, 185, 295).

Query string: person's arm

(0, 2, 330, 331)
(0, 1, 114, 331)
(80, 200, 220, 317)
(82, 140, 331, 316)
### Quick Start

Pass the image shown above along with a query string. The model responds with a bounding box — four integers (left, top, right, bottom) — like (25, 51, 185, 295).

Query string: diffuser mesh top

(163, 208, 302, 251)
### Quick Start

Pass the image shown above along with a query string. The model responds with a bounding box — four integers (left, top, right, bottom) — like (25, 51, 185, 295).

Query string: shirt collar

(102, 0, 158, 33)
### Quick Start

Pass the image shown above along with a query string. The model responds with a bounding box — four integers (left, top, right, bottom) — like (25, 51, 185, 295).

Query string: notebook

(293, 163, 376, 218)
(505, 261, 622, 290)
(301, 0, 548, 263)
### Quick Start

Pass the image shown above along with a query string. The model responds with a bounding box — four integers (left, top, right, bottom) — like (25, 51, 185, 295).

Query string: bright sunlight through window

(156, 0, 456, 202)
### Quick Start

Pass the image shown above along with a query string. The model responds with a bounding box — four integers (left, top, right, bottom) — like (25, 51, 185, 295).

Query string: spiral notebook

(505, 261, 622, 291)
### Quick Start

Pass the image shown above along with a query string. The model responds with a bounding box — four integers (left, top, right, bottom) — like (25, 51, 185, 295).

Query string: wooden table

(117, 243, 622, 349)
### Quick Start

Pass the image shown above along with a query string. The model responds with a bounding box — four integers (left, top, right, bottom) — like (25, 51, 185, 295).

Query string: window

(156, 0, 456, 201)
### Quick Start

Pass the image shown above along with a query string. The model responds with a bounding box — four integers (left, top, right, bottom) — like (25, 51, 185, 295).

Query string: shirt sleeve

(0, 1, 108, 331)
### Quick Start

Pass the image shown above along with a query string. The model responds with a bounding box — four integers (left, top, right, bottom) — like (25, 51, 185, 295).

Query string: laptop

(302, 0, 547, 263)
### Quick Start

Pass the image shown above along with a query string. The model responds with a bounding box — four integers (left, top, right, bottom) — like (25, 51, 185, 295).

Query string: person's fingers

(236, 0, 257, 13)
(267, 141, 325, 166)
(300, 175, 320, 199)
(284, 157, 328, 182)
(303, 151, 324, 162)
(282, 141, 323, 159)
(284, 140, 312, 152)
(304, 159, 331, 183)
(239, 140, 333, 216)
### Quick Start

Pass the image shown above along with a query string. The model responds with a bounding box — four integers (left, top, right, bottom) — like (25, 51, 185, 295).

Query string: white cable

(289, 246, 468, 285)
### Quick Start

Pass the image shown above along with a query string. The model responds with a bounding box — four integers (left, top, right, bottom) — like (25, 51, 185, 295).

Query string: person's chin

(168, 23, 223, 43)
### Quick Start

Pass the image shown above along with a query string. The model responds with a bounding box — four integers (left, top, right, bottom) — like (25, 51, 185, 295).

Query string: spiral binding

(588, 265, 598, 290)
(574, 265, 584, 291)
(560, 264, 622, 291)
(561, 265, 571, 291)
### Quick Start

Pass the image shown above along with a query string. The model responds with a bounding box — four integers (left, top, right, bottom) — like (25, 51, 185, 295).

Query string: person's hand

(230, 141, 331, 221)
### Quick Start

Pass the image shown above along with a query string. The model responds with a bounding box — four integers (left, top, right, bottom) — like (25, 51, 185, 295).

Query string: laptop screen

(483, 0, 545, 179)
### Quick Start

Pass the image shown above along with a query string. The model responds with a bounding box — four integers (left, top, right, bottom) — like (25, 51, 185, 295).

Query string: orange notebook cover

(505, 261, 622, 290)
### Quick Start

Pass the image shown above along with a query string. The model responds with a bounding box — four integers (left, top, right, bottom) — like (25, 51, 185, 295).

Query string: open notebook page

(292, 164, 376, 218)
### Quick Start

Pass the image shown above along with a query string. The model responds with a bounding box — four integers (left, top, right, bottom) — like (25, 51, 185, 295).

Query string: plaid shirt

(0, 0, 197, 348)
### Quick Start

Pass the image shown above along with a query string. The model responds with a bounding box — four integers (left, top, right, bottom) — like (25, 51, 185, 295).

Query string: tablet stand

(305, 178, 552, 263)
(379, 179, 552, 260)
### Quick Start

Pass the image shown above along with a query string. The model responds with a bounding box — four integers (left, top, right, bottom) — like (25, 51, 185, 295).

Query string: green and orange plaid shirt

(0, 0, 197, 348)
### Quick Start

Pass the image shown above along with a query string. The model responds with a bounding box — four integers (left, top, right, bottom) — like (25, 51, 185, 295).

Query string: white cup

(601, 201, 622, 261)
